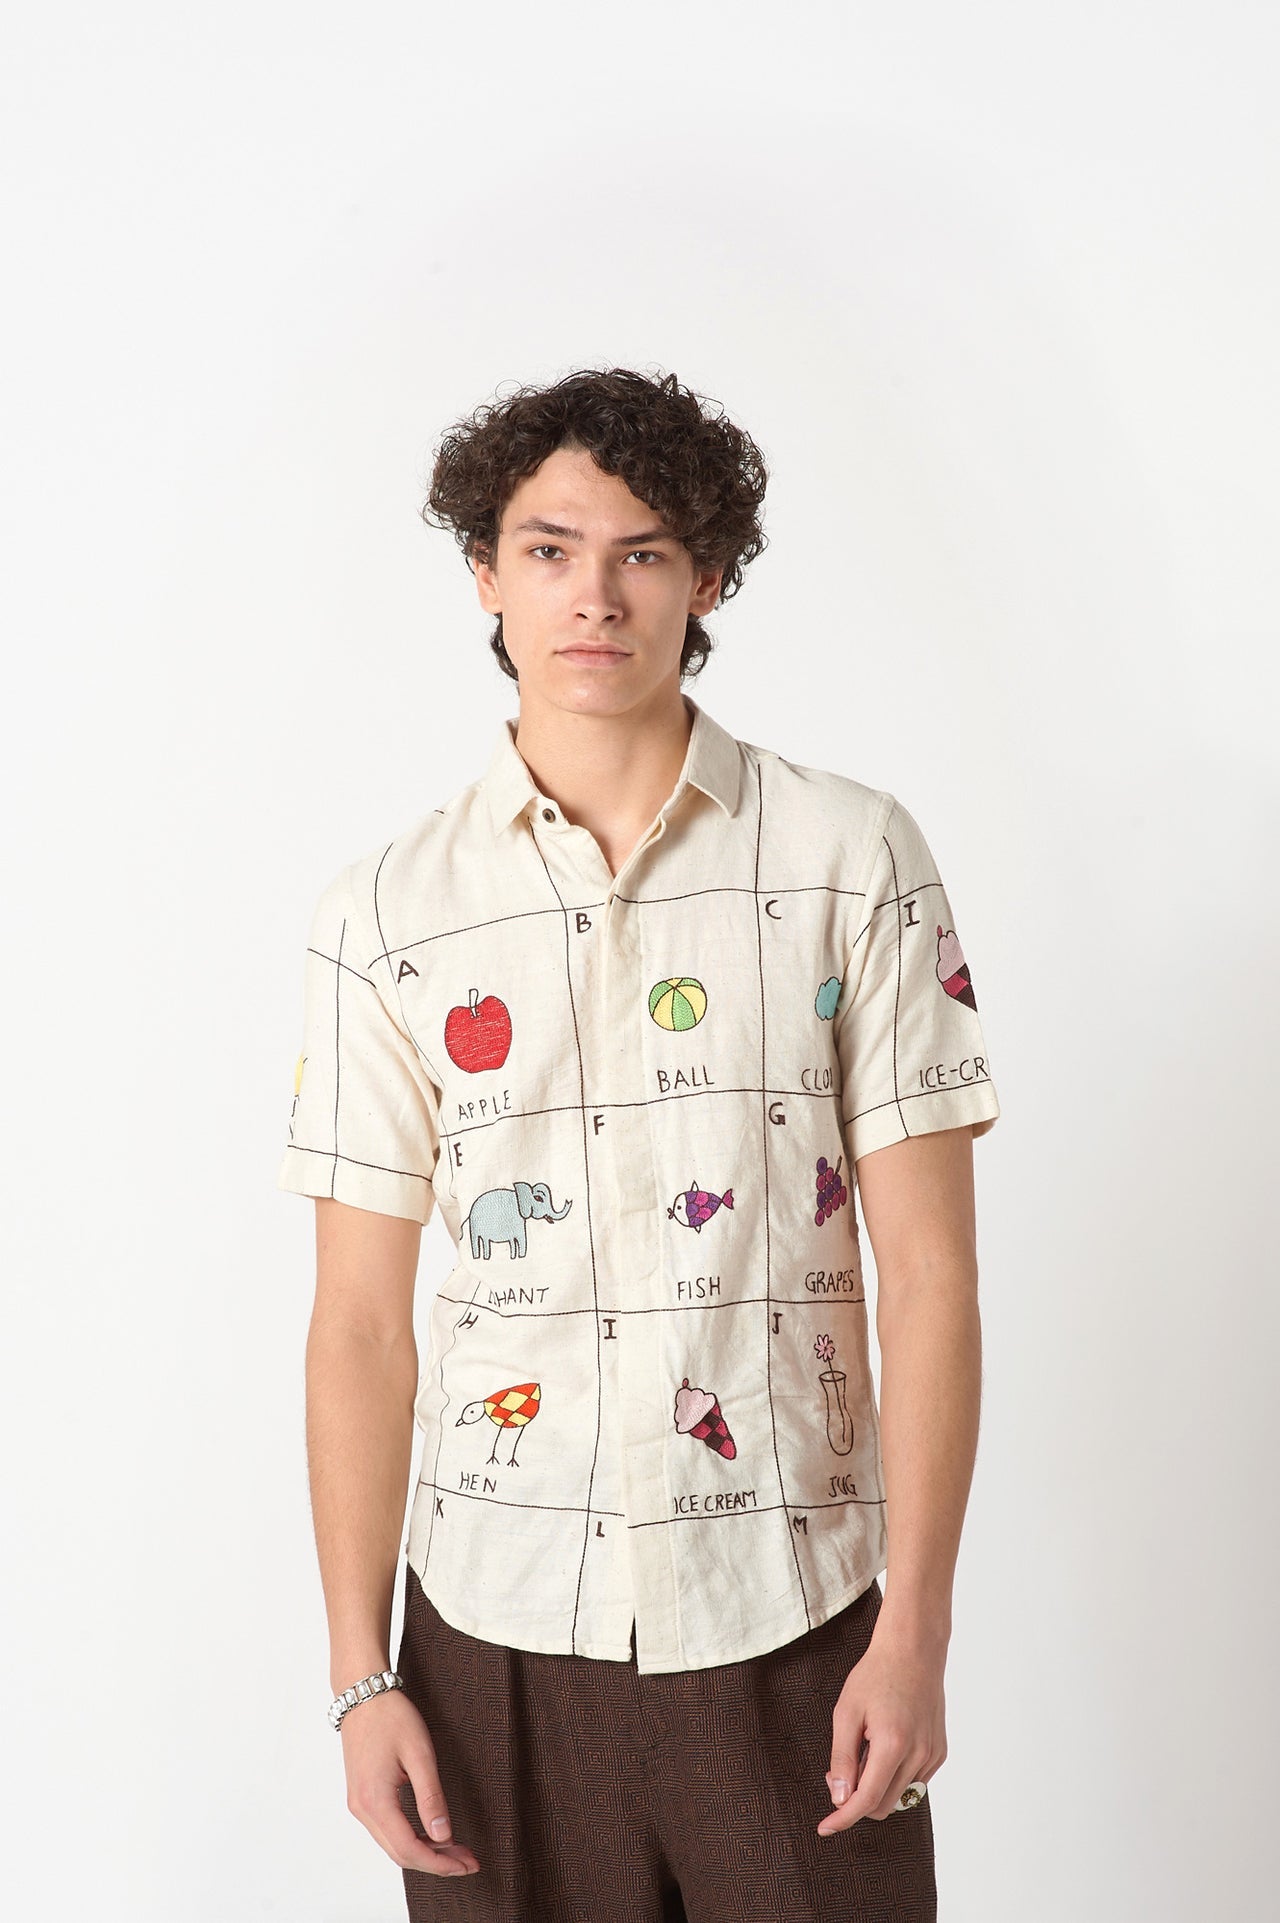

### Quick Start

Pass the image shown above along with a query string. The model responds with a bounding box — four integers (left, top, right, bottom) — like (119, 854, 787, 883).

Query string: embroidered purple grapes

(814, 1154, 848, 1225)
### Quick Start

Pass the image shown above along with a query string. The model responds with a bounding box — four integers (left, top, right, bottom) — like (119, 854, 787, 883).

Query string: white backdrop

(4, 4, 1275, 1917)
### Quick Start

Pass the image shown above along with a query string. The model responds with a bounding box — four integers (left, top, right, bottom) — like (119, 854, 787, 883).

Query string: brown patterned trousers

(394, 1560, 936, 1922)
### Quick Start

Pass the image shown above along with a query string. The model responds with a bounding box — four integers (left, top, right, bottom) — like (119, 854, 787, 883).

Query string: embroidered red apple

(444, 986, 512, 1074)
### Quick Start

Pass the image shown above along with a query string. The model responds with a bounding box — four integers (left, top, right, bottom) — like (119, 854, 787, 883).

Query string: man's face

(473, 443, 723, 715)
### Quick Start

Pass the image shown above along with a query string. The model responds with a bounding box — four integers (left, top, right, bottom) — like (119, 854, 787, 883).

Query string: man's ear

(689, 563, 723, 615)
(474, 552, 501, 615)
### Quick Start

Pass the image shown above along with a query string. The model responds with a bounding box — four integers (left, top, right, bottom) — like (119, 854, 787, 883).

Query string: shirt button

(541, 806, 556, 822)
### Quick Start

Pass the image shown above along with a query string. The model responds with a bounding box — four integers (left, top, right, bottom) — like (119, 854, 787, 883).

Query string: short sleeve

(276, 864, 443, 1224)
(834, 794, 1001, 1165)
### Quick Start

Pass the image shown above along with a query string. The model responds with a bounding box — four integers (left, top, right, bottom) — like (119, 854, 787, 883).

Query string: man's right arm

(307, 1196, 480, 1879)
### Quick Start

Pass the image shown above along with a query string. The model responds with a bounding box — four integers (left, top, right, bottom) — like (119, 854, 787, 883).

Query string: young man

(278, 367, 1000, 1923)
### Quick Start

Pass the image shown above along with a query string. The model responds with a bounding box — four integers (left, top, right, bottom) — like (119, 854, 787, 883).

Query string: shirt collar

(482, 693, 742, 838)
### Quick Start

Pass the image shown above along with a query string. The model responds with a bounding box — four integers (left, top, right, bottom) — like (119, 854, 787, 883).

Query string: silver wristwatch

(328, 1669, 404, 1731)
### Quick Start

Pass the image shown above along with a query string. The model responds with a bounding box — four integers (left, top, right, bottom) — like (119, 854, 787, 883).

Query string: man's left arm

(817, 1121, 983, 1836)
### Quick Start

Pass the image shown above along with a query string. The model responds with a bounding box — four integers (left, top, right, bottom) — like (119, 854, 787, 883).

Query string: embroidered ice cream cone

(693, 1398, 736, 1458)
(936, 924, 978, 1010)
(673, 1377, 737, 1460)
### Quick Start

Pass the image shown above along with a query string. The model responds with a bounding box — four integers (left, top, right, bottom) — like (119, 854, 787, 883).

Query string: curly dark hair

(420, 366, 769, 684)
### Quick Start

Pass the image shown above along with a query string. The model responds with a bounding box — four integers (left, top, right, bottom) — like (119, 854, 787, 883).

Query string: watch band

(328, 1669, 404, 1731)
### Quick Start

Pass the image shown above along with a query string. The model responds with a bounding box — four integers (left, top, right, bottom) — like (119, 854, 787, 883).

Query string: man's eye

(528, 545, 660, 563)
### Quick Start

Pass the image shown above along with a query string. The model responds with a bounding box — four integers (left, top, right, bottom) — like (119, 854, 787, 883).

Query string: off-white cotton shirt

(277, 694, 1001, 1673)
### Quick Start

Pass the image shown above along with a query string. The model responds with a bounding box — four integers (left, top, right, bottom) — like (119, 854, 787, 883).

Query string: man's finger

(401, 1754, 481, 1874)
(825, 1722, 868, 1818)
(363, 1782, 477, 1876)
(818, 1735, 905, 1835)
(868, 1757, 930, 1822)
(822, 1753, 861, 1823)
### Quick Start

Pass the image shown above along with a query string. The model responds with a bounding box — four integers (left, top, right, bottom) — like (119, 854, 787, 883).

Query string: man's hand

(816, 1620, 947, 1835)
(340, 1689, 481, 1877)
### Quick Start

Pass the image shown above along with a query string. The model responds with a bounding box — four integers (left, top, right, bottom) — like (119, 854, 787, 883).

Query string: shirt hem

(635, 1559, 890, 1673)
(409, 1553, 891, 1674)
(276, 1148, 434, 1225)
(411, 1562, 639, 1663)
(845, 1080, 1001, 1167)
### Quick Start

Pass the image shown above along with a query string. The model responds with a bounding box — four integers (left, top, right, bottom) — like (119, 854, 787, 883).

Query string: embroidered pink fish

(667, 1180, 734, 1232)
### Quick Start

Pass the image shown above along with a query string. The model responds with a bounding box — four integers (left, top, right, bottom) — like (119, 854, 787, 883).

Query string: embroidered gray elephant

(464, 1181, 573, 1260)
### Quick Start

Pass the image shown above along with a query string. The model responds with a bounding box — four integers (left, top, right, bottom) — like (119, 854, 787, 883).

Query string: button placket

(533, 794, 680, 1665)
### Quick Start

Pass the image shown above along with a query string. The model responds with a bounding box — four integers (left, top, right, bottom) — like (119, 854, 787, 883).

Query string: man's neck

(512, 686, 694, 875)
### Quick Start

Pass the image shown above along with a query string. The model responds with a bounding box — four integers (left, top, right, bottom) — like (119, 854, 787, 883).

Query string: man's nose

(572, 558, 625, 620)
